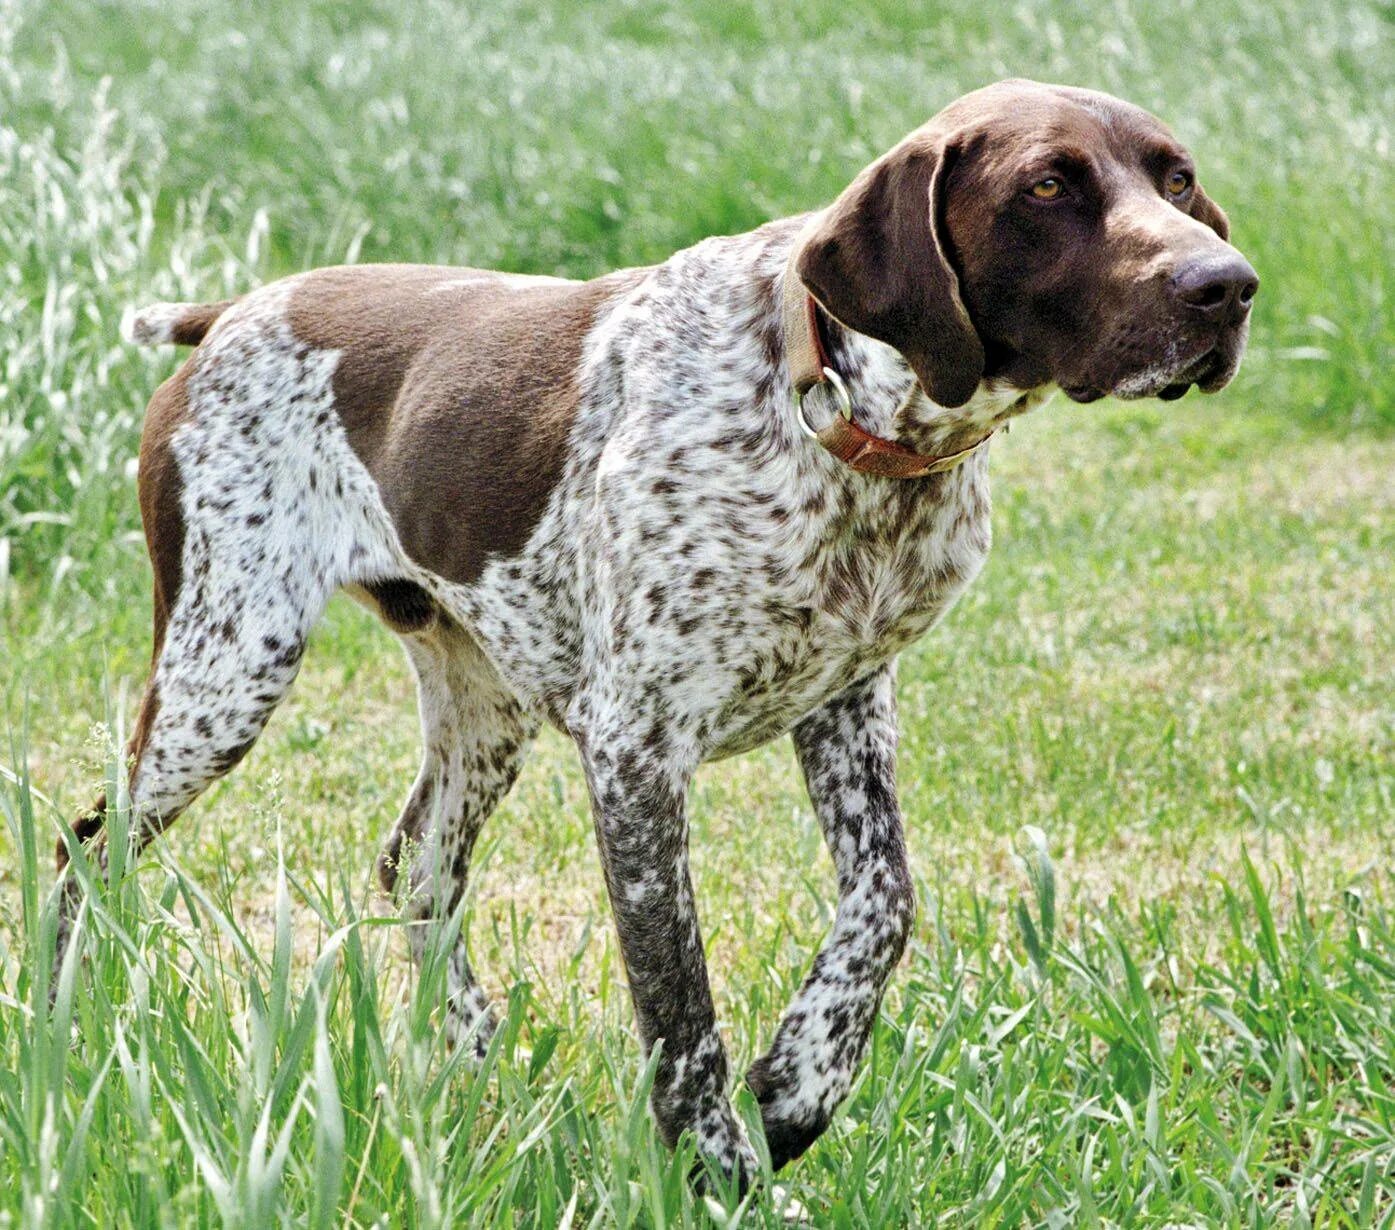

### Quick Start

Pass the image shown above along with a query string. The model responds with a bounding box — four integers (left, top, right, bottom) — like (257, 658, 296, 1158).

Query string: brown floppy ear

(795, 136, 984, 408)
(1190, 184, 1230, 241)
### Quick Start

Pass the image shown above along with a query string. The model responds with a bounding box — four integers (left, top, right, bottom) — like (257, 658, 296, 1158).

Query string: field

(2, 0, 1394, 1224)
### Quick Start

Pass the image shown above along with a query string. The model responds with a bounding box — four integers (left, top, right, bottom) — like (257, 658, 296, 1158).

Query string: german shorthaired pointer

(60, 80, 1255, 1182)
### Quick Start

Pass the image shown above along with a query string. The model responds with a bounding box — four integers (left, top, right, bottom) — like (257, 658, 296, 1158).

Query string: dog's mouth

(1156, 349, 1228, 401)
(1062, 334, 1244, 405)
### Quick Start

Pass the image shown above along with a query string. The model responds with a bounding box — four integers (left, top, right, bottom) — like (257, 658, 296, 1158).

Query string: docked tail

(120, 298, 237, 347)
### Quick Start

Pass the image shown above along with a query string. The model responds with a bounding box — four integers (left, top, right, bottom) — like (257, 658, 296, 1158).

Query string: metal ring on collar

(793, 366, 854, 439)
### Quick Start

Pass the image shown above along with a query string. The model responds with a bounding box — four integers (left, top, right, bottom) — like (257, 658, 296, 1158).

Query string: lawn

(2, 0, 1394, 1224)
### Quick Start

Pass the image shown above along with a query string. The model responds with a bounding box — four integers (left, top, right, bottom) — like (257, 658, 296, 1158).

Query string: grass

(2, 0, 1394, 1223)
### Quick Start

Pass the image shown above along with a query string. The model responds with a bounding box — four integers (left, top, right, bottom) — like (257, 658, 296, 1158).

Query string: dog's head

(796, 79, 1256, 407)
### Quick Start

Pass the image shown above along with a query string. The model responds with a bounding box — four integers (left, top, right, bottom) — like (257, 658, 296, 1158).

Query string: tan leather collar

(782, 246, 993, 479)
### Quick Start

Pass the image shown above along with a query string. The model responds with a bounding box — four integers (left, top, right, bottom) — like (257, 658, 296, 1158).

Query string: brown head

(796, 79, 1256, 407)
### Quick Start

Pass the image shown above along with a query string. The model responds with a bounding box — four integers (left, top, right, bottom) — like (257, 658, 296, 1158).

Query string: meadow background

(2, 0, 1393, 1224)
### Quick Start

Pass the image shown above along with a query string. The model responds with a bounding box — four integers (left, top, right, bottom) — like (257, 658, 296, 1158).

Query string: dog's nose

(1170, 252, 1259, 324)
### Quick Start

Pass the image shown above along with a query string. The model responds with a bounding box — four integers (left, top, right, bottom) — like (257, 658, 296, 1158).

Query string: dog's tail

(120, 298, 238, 347)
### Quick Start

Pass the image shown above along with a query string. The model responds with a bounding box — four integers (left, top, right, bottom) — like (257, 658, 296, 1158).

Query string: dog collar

(781, 249, 994, 479)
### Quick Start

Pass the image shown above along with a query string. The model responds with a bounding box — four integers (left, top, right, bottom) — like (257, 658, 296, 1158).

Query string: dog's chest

(697, 463, 992, 756)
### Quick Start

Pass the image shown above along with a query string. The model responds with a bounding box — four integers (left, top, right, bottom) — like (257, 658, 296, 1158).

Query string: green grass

(3, 0, 1394, 1223)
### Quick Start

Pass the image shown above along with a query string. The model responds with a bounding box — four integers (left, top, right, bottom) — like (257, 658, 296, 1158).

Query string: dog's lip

(1077, 343, 1231, 404)
(1161, 352, 1218, 400)
(1063, 346, 1213, 403)
(1166, 347, 1233, 398)
(1194, 347, 1238, 393)
(1041, 326, 1244, 405)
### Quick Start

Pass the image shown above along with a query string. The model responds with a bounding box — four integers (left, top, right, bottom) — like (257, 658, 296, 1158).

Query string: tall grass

(5, 740, 1395, 1224)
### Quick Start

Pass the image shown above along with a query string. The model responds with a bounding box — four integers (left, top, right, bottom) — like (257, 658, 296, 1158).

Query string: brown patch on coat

(137, 365, 193, 655)
(287, 264, 647, 585)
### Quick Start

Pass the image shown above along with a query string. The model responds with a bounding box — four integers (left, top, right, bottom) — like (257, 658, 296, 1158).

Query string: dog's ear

(795, 136, 984, 409)
(1189, 183, 1230, 241)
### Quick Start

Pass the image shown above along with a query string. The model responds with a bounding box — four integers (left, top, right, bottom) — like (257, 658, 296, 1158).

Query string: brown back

(288, 264, 644, 584)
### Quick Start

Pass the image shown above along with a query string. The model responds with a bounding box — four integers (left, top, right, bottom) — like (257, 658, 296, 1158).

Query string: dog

(59, 79, 1255, 1183)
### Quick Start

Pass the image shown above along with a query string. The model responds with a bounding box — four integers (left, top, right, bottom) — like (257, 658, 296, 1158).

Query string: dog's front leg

(747, 665, 916, 1169)
(571, 706, 755, 1185)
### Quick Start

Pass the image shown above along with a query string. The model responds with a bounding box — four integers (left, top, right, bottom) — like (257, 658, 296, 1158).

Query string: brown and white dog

(61, 80, 1255, 1182)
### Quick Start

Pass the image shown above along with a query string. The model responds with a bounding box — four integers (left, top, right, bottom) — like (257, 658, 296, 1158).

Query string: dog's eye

(1031, 177, 1064, 200)
(1166, 170, 1193, 197)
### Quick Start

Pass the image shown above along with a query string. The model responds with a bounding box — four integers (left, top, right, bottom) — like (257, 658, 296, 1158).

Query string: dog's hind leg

(377, 617, 536, 1056)
(746, 665, 916, 1169)
(54, 520, 329, 975)
(55, 344, 344, 975)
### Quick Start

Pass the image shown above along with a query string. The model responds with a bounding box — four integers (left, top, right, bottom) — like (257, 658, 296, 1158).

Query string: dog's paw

(758, 1115, 828, 1173)
(746, 1058, 832, 1171)
(442, 985, 497, 1062)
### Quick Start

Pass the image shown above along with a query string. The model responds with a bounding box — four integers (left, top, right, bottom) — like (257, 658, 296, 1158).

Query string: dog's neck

(798, 298, 1051, 458)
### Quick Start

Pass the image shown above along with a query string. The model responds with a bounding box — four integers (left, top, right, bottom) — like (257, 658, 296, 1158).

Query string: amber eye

(1031, 177, 1064, 200)
(1166, 170, 1193, 197)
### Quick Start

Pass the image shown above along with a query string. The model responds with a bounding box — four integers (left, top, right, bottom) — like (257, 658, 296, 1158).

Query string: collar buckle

(792, 365, 854, 439)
